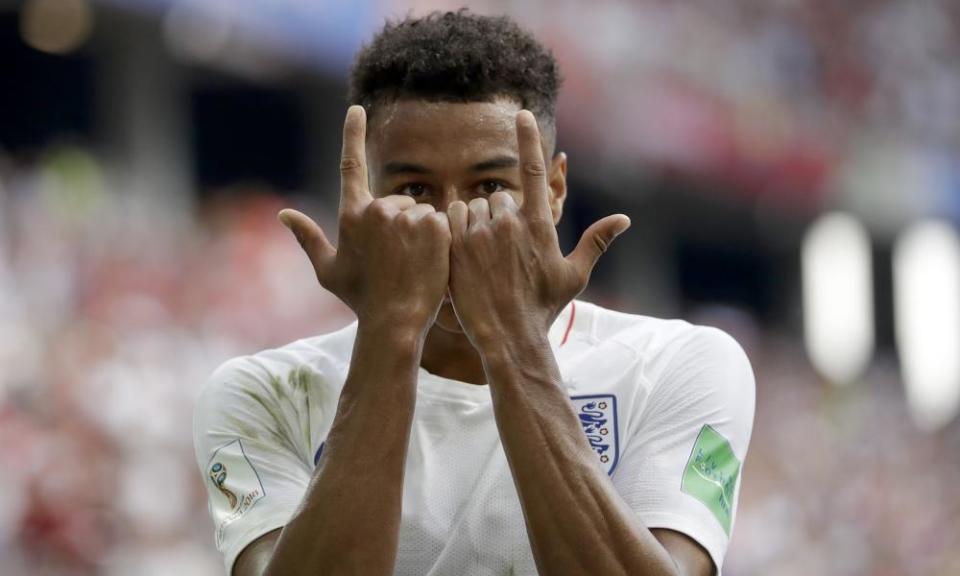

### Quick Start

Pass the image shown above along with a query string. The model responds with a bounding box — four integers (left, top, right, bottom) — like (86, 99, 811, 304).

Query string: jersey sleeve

(193, 357, 314, 574)
(611, 326, 755, 575)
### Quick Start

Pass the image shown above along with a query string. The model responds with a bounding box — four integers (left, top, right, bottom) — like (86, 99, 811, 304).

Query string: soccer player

(194, 10, 755, 576)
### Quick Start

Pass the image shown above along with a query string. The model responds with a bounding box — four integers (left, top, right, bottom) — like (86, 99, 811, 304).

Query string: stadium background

(1, 0, 959, 574)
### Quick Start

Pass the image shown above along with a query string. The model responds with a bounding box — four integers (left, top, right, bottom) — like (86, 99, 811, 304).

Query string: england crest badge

(570, 394, 620, 475)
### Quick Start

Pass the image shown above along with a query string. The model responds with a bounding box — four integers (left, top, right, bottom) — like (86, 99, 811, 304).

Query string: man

(194, 10, 754, 576)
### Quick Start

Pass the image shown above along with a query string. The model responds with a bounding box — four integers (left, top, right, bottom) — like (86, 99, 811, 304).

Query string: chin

(433, 301, 465, 334)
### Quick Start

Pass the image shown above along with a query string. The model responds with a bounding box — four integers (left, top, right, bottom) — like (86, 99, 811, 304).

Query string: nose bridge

(435, 183, 469, 212)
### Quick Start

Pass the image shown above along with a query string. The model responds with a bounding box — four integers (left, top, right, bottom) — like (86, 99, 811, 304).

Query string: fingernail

(277, 210, 292, 230)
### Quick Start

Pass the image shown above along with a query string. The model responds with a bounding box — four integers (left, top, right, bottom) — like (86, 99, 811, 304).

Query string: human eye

(479, 180, 508, 195)
(397, 183, 429, 197)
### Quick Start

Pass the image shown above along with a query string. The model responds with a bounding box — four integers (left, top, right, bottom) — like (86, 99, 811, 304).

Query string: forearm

(481, 332, 679, 576)
(264, 319, 423, 576)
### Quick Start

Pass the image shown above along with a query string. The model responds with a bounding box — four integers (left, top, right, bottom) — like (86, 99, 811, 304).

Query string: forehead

(366, 99, 522, 168)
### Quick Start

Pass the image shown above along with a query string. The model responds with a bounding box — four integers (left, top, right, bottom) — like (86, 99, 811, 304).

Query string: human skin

(232, 102, 714, 576)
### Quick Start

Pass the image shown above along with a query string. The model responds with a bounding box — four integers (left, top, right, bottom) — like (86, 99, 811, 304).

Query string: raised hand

(278, 106, 451, 331)
(446, 110, 630, 349)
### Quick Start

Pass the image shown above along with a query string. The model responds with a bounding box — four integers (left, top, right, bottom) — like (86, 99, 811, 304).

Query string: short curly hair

(348, 10, 562, 149)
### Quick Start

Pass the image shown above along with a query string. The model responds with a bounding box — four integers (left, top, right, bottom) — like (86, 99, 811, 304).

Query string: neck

(419, 308, 487, 385)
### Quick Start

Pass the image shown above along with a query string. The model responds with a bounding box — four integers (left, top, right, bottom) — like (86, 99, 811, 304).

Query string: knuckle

(396, 211, 414, 226)
(523, 161, 546, 176)
(471, 223, 493, 239)
(397, 210, 421, 228)
(526, 213, 549, 230)
(367, 199, 391, 220)
(416, 206, 437, 218)
(492, 214, 517, 232)
(490, 190, 511, 203)
(429, 217, 451, 238)
(592, 234, 610, 254)
(340, 156, 362, 173)
(339, 208, 361, 227)
(424, 212, 446, 228)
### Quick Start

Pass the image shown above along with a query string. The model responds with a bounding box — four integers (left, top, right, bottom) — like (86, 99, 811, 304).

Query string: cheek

(510, 189, 526, 209)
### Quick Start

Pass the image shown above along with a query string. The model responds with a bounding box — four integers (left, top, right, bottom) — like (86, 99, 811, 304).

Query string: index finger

(340, 105, 373, 214)
(516, 110, 550, 220)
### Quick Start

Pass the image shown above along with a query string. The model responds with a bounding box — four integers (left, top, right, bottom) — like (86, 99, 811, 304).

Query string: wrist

(356, 315, 428, 354)
(474, 325, 551, 362)
(347, 316, 426, 399)
(357, 304, 435, 337)
(478, 329, 564, 398)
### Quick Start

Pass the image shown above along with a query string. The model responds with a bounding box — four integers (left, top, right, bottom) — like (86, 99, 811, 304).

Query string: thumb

(278, 208, 336, 283)
(567, 214, 631, 279)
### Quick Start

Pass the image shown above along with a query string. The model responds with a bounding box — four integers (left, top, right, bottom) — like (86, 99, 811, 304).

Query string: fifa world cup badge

(570, 394, 620, 475)
(209, 462, 238, 509)
(206, 439, 266, 545)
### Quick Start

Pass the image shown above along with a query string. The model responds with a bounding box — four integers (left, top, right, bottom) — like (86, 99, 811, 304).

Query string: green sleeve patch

(681, 425, 741, 535)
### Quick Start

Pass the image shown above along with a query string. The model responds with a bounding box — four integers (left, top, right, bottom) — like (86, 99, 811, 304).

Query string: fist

(446, 111, 630, 348)
(279, 106, 451, 329)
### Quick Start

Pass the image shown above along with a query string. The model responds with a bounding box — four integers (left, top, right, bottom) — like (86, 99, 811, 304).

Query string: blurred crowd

(0, 146, 351, 575)
(727, 337, 960, 576)
(548, 0, 960, 223)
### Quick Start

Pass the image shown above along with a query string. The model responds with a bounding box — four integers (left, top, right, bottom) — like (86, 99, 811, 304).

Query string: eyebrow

(383, 161, 431, 175)
(382, 155, 518, 176)
(470, 155, 518, 172)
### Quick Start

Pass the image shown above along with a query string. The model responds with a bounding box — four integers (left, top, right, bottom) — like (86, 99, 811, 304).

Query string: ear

(548, 151, 568, 225)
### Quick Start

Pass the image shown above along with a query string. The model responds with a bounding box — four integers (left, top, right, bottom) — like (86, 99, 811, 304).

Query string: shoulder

(593, 306, 755, 572)
(194, 322, 358, 428)
(571, 300, 754, 408)
(573, 300, 749, 370)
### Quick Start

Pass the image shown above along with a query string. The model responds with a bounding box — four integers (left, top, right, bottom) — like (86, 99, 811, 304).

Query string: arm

(242, 320, 424, 576)
(446, 110, 713, 575)
(230, 105, 451, 575)
(477, 331, 712, 576)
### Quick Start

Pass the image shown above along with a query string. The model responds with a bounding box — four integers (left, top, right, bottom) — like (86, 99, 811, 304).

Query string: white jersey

(194, 300, 755, 575)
